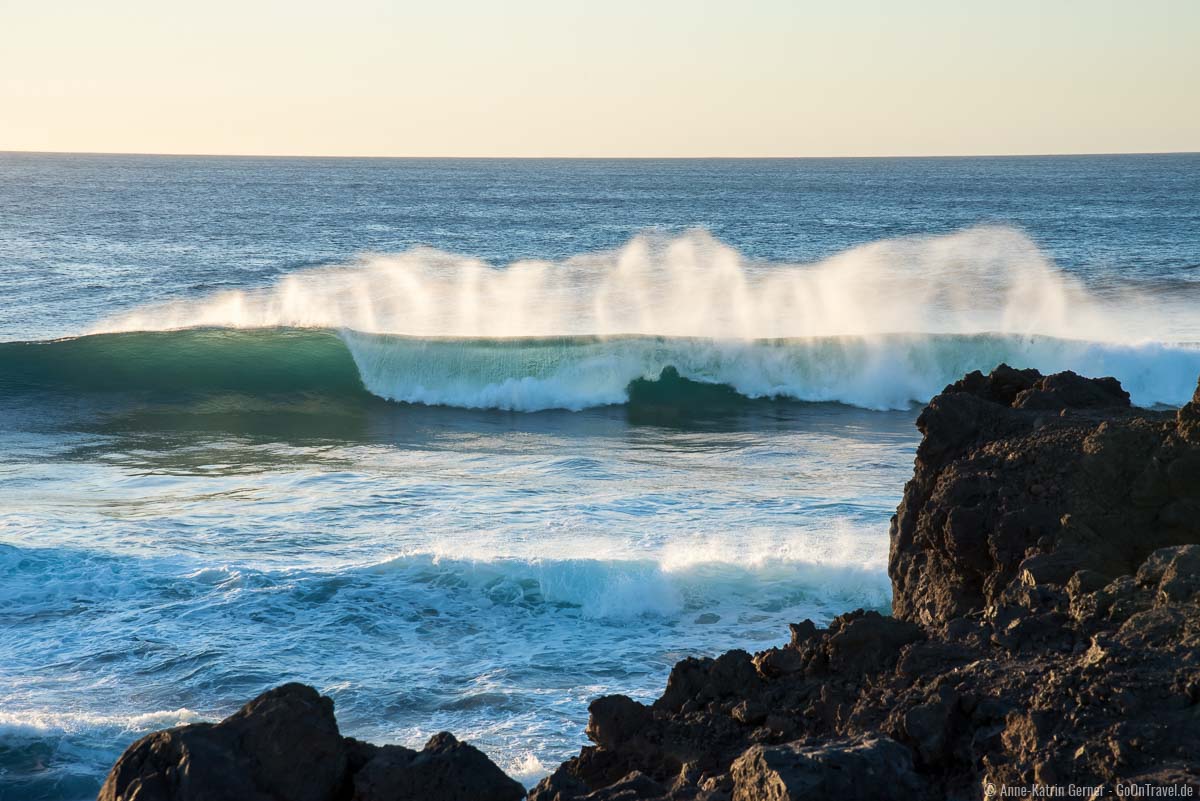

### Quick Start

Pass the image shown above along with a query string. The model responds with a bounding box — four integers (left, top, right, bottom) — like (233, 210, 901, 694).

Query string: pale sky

(2, 0, 1197, 157)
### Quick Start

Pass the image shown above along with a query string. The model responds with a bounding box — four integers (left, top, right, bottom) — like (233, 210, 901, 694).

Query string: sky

(1, 0, 1198, 158)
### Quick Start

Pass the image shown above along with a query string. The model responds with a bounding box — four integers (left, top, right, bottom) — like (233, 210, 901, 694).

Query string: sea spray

(90, 227, 1178, 344)
(59, 226, 1200, 410)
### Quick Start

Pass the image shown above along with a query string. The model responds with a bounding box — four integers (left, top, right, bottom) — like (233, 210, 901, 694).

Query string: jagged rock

(890, 364, 1185, 626)
(1178, 383, 1200, 444)
(577, 772, 667, 800)
(99, 684, 524, 801)
(655, 650, 759, 712)
(537, 368, 1200, 800)
(729, 737, 925, 801)
(1012, 370, 1130, 410)
(587, 696, 654, 751)
(99, 683, 348, 801)
(352, 732, 525, 801)
(1137, 544, 1200, 604)
(823, 611, 923, 674)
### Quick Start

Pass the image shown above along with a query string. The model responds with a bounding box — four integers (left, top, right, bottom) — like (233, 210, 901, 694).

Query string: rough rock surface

(98, 683, 525, 801)
(531, 367, 1200, 800)
(889, 364, 1192, 626)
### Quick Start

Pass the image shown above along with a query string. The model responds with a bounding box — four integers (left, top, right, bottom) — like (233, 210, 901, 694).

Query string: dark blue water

(0, 153, 1197, 800)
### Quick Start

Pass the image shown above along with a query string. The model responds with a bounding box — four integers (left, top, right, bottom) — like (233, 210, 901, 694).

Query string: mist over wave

(93, 226, 1185, 343)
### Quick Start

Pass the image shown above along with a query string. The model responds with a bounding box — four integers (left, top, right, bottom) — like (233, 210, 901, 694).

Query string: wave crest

(2, 227, 1195, 412)
(90, 226, 1189, 343)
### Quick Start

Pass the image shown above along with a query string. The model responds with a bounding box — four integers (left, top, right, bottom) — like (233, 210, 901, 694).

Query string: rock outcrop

(98, 683, 525, 801)
(532, 366, 1200, 800)
(890, 364, 1195, 627)
(101, 366, 1200, 801)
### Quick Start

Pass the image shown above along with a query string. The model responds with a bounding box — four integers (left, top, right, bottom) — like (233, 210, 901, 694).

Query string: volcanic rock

(532, 366, 1200, 800)
(99, 683, 524, 801)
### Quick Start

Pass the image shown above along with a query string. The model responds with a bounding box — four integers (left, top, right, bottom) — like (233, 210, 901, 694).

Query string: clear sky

(2, 0, 1197, 157)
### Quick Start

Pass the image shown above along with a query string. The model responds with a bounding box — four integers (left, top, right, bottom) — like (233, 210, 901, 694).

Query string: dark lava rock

(99, 683, 347, 801)
(729, 737, 926, 801)
(890, 363, 1182, 626)
(99, 683, 524, 801)
(533, 367, 1200, 800)
(351, 732, 526, 801)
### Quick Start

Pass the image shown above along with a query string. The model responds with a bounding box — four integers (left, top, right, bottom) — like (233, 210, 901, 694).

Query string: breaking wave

(1, 327, 1197, 411)
(4, 227, 1197, 411)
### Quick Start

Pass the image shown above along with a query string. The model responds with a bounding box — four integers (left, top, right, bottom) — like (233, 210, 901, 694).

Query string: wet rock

(530, 767, 591, 801)
(752, 646, 805, 678)
(944, 364, 1042, 407)
(587, 696, 654, 750)
(787, 620, 819, 647)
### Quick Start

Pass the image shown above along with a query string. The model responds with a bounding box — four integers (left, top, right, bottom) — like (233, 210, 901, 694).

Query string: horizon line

(2, 148, 1198, 161)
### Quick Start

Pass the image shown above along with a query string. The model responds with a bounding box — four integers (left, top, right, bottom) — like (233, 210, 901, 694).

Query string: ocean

(0, 152, 1197, 799)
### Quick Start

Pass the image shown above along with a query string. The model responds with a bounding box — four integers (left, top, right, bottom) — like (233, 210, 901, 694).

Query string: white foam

(0, 708, 203, 739)
(505, 751, 551, 787)
(341, 331, 1200, 411)
(92, 226, 1191, 343)
(360, 523, 893, 621)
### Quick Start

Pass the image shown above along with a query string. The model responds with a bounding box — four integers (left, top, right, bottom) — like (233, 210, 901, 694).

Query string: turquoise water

(0, 153, 1197, 799)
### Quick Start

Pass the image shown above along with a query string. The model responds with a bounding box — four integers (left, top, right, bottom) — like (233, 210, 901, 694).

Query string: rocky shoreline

(100, 366, 1200, 801)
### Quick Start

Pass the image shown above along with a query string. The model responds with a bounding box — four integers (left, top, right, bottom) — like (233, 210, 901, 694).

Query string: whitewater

(23, 225, 1199, 411)
(1, 152, 1197, 800)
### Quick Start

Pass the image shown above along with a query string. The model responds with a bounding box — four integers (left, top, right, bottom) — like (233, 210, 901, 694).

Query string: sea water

(0, 153, 1197, 799)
